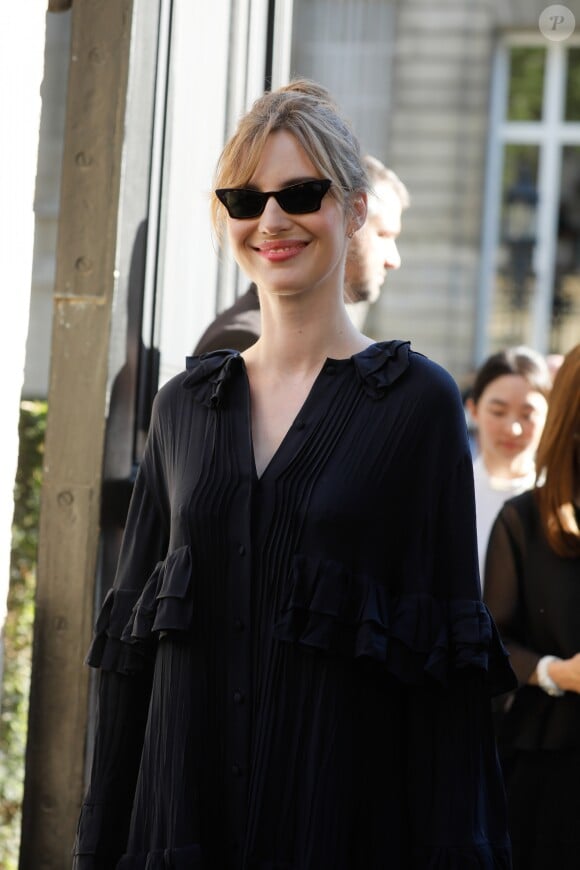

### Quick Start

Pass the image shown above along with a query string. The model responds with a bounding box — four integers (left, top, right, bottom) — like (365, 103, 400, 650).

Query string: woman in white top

(466, 346, 551, 586)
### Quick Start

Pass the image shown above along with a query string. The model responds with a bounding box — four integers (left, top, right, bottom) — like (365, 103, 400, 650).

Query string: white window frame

(476, 33, 580, 361)
(151, 0, 283, 386)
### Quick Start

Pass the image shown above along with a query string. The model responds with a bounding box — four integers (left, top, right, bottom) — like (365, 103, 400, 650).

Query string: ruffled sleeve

(74, 392, 171, 868)
(85, 467, 170, 673)
(402, 388, 514, 864)
(273, 554, 514, 865)
(274, 554, 514, 694)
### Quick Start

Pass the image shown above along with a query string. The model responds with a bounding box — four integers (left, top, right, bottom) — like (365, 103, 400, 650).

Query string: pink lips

(500, 441, 521, 452)
(255, 240, 309, 262)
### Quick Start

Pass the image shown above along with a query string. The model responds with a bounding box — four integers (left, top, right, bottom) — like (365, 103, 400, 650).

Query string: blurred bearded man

(344, 155, 409, 305)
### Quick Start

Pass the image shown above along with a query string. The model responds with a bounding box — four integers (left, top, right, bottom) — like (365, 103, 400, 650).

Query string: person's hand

(549, 653, 580, 694)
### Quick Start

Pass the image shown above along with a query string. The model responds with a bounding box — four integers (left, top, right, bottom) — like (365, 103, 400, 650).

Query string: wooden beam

(20, 1, 134, 865)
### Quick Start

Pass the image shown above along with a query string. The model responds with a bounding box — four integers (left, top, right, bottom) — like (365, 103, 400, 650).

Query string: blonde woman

(74, 81, 513, 869)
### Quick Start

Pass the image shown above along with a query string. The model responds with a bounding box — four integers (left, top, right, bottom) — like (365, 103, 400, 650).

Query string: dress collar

(350, 339, 410, 399)
(182, 340, 411, 408)
(183, 350, 243, 408)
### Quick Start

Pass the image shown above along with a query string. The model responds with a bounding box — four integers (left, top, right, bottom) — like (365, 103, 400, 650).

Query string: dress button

(295, 420, 305, 430)
(234, 618, 245, 632)
(238, 544, 246, 556)
(325, 364, 336, 375)
(233, 690, 245, 705)
(232, 764, 242, 776)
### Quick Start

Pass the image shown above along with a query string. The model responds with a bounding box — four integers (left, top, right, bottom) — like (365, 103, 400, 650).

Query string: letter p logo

(539, 5, 576, 40)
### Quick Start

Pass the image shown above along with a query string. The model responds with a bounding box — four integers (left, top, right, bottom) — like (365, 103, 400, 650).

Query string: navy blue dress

(73, 341, 515, 869)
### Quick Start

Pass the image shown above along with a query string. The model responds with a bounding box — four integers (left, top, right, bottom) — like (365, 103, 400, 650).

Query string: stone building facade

(26, 0, 580, 399)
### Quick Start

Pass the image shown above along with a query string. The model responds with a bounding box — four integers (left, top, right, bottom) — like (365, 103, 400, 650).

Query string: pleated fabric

(73, 341, 515, 869)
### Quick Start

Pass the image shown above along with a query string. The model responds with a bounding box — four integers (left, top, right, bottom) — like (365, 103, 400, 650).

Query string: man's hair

(362, 155, 410, 210)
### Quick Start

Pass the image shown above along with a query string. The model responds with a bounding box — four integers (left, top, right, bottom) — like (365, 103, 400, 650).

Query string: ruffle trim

(87, 547, 514, 693)
(351, 338, 410, 399)
(182, 349, 243, 408)
(412, 843, 512, 869)
(181, 340, 411, 408)
(273, 554, 515, 693)
(86, 546, 193, 674)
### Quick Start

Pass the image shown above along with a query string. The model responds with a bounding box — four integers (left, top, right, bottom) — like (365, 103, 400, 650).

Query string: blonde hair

(535, 344, 580, 558)
(211, 79, 369, 239)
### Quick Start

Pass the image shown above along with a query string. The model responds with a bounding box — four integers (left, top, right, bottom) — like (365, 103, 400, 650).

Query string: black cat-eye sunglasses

(215, 179, 332, 219)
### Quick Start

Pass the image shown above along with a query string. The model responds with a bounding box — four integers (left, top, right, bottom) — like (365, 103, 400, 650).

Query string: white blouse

(472, 454, 535, 589)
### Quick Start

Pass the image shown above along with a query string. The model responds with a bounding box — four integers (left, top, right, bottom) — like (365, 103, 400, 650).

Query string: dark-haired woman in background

(466, 346, 551, 586)
(484, 344, 580, 870)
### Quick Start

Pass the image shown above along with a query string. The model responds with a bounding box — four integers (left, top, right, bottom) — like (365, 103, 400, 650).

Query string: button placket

(226, 479, 253, 856)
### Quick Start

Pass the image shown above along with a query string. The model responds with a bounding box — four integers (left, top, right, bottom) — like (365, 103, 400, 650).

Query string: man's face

(344, 183, 403, 304)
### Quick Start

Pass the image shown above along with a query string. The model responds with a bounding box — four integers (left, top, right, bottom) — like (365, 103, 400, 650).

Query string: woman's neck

(481, 450, 535, 481)
(245, 284, 372, 373)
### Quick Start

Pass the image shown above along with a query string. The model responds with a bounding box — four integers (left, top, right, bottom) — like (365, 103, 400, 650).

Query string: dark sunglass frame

(215, 179, 332, 219)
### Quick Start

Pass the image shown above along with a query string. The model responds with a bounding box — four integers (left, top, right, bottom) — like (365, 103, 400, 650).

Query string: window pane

(565, 47, 580, 121)
(552, 146, 580, 352)
(489, 144, 540, 349)
(290, 0, 396, 157)
(507, 47, 545, 121)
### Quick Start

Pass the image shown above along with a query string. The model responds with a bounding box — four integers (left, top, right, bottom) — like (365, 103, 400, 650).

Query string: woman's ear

(348, 192, 367, 236)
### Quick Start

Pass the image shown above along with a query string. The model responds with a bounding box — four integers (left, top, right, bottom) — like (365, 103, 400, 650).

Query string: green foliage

(507, 46, 545, 122)
(0, 401, 47, 870)
(565, 47, 580, 121)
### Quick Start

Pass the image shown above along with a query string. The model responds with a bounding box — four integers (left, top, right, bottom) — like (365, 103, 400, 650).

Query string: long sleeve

(407, 672, 512, 868)
(483, 503, 540, 684)
(72, 669, 153, 869)
(405, 399, 514, 866)
(73, 397, 171, 867)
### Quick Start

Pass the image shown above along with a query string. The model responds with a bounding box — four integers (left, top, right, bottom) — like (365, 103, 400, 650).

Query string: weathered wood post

(20, 1, 134, 865)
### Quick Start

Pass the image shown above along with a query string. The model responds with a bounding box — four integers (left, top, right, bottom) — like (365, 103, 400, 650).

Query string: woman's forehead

(247, 130, 319, 185)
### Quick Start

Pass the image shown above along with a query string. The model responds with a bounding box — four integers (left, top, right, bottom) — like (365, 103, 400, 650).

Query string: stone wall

(367, 0, 580, 379)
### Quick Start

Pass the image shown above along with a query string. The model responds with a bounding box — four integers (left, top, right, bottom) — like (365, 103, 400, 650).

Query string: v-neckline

(243, 356, 347, 482)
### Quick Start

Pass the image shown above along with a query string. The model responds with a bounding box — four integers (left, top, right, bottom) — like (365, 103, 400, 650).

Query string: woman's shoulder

(400, 345, 465, 425)
(501, 489, 538, 526)
(406, 346, 462, 397)
(490, 490, 540, 550)
(357, 340, 461, 405)
(154, 350, 242, 413)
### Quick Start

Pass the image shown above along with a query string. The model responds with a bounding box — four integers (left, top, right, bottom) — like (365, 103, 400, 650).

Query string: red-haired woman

(484, 343, 580, 870)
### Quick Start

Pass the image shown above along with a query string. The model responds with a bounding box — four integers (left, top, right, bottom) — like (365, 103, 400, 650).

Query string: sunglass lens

(219, 189, 265, 219)
(279, 181, 327, 213)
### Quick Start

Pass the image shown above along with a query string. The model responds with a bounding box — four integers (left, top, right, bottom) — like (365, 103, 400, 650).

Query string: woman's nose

(510, 420, 523, 436)
(258, 195, 292, 232)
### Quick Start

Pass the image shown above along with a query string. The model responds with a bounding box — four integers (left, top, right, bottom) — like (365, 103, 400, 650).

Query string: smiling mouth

(255, 241, 309, 261)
